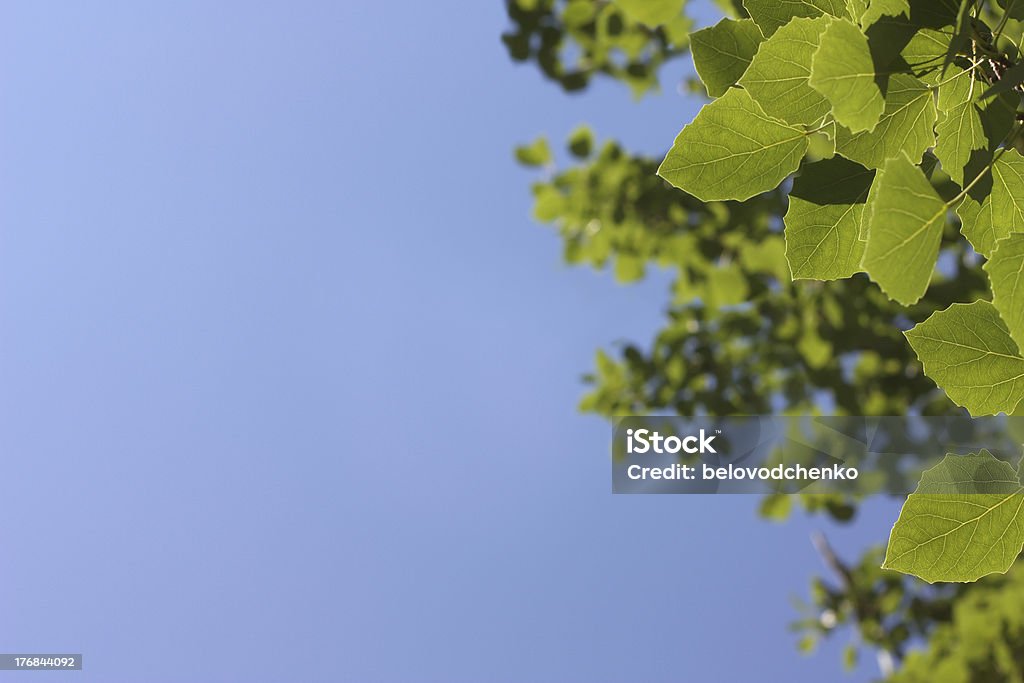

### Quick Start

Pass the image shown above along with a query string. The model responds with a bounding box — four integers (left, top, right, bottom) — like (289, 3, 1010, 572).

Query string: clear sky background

(0, 2, 905, 682)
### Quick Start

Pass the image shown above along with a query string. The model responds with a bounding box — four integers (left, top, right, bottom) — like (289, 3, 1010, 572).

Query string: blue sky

(0, 2, 904, 681)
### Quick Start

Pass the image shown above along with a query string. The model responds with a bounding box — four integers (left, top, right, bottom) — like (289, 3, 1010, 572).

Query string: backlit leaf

(858, 0, 910, 26)
(958, 149, 1024, 256)
(658, 88, 810, 202)
(834, 74, 937, 169)
(905, 301, 1024, 416)
(884, 451, 1024, 583)
(985, 234, 1024, 353)
(785, 157, 875, 279)
(739, 16, 832, 125)
(809, 18, 885, 133)
(691, 18, 765, 98)
(742, 0, 849, 36)
(933, 69, 986, 186)
(862, 155, 945, 304)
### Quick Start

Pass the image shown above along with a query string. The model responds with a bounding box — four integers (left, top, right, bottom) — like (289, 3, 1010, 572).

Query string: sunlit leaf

(905, 301, 1024, 416)
(884, 450, 1024, 583)
(743, 0, 848, 36)
(740, 16, 833, 125)
(658, 88, 809, 201)
(691, 18, 765, 97)
(862, 155, 945, 304)
(985, 234, 1024, 353)
(785, 157, 875, 279)
(809, 18, 885, 132)
(834, 74, 937, 169)
(958, 149, 1024, 256)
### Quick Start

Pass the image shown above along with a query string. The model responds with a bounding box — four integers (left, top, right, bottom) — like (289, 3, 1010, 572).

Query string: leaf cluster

(659, 0, 1024, 584)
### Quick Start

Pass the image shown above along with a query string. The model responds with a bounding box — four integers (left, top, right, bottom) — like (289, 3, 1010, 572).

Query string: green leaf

(739, 16, 832, 125)
(913, 451, 1023, 495)
(935, 65, 975, 112)
(843, 644, 859, 671)
(563, 0, 597, 26)
(896, 29, 956, 85)
(934, 70, 986, 186)
(980, 91, 1020, 149)
(847, 0, 869, 19)
(809, 18, 885, 133)
(532, 185, 566, 222)
(865, 1, 961, 85)
(935, 70, 1015, 189)
(658, 88, 810, 202)
(798, 313, 832, 367)
(998, 0, 1024, 19)
(515, 137, 553, 167)
(567, 125, 594, 158)
(740, 236, 791, 281)
(691, 18, 765, 98)
(614, 253, 645, 282)
(807, 120, 838, 158)
(909, 0, 961, 26)
(958, 149, 1024, 256)
(862, 154, 945, 305)
(758, 493, 793, 520)
(985, 234, 1024, 353)
(834, 74, 937, 169)
(942, 0, 976, 77)
(742, 0, 849, 36)
(858, 0, 910, 25)
(934, 105, 983, 187)
(705, 263, 750, 308)
(784, 157, 875, 279)
(905, 301, 1024, 416)
(613, 0, 685, 27)
(883, 450, 1024, 583)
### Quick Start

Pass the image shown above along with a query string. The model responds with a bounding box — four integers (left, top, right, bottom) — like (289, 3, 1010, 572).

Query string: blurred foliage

(517, 133, 987, 422)
(792, 542, 959, 675)
(501, 0, 696, 95)
(890, 563, 1024, 683)
(798, 540, 1024, 681)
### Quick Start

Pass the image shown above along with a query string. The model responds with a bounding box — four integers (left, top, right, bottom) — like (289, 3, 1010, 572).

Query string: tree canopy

(506, 0, 1024, 677)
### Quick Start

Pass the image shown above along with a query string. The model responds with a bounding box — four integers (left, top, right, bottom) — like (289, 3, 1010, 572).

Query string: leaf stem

(994, 0, 1018, 44)
(929, 59, 986, 91)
